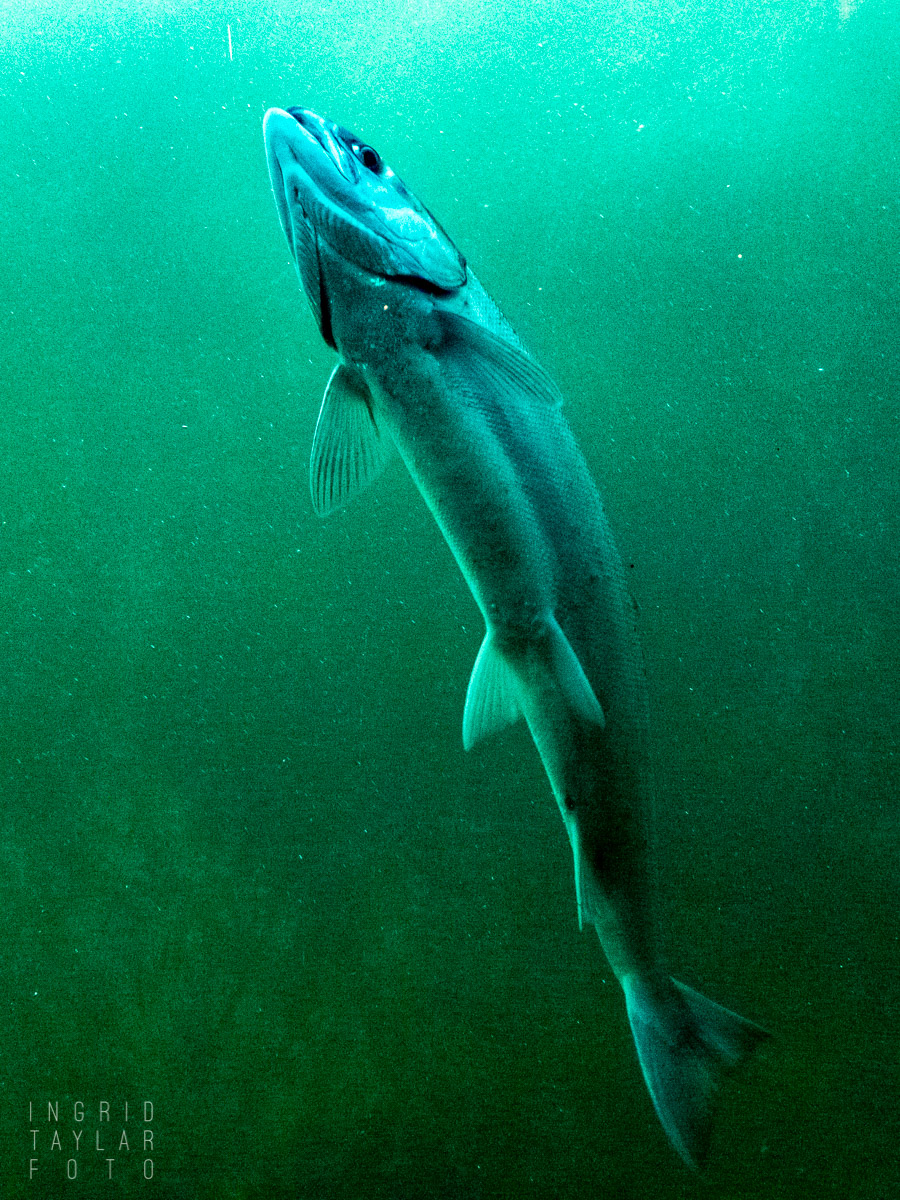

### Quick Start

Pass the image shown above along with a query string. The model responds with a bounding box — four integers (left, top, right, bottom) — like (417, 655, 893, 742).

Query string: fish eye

(353, 144, 382, 173)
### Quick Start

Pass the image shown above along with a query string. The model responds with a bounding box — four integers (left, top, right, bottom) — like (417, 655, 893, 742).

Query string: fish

(262, 105, 770, 1168)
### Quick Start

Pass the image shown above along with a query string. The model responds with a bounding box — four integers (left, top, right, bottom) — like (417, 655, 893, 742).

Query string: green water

(1, 0, 897, 1195)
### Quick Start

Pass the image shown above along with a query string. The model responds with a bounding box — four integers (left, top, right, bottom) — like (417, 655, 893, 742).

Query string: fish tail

(622, 974, 771, 1168)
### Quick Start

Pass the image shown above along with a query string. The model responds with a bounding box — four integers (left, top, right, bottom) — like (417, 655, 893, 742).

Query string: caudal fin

(623, 975, 771, 1168)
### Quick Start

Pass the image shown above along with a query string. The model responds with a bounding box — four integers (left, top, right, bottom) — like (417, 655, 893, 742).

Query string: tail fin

(623, 975, 771, 1168)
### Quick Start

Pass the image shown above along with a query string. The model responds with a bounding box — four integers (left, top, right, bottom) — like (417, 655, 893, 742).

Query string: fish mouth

(283, 107, 361, 184)
(263, 107, 336, 347)
(263, 105, 467, 293)
(263, 108, 301, 255)
(262, 107, 365, 253)
(263, 106, 361, 197)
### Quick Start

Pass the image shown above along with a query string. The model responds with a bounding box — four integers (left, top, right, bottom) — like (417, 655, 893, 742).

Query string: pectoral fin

(309, 363, 394, 516)
(436, 310, 565, 411)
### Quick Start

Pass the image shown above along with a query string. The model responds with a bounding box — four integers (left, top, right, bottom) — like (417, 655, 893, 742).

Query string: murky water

(1, 0, 897, 1195)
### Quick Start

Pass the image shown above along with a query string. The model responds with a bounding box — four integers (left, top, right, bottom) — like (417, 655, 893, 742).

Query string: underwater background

(1, 0, 897, 1195)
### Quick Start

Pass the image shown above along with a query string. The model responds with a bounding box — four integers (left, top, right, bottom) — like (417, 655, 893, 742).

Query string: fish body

(263, 106, 769, 1167)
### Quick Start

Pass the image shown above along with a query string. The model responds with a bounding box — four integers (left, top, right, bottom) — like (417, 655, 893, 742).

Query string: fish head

(263, 107, 466, 339)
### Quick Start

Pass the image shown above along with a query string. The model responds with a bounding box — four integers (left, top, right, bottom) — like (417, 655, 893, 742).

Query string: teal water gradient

(0, 0, 897, 1195)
